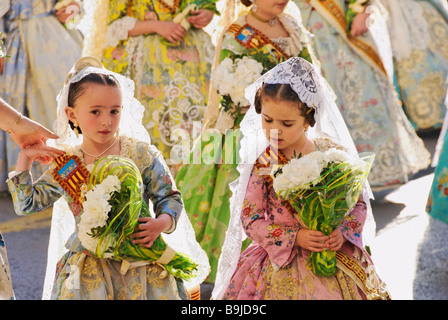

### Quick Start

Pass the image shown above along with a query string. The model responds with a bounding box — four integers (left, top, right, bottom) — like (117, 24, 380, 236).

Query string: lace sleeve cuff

(105, 16, 137, 48)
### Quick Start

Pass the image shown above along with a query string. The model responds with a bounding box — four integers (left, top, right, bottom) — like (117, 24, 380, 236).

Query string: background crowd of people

(1, 0, 448, 300)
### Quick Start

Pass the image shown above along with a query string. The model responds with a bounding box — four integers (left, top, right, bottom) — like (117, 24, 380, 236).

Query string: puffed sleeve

(241, 172, 300, 268)
(7, 169, 64, 216)
(140, 144, 184, 233)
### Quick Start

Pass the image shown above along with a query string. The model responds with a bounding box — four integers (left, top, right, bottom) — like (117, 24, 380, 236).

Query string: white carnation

(273, 155, 322, 195)
(324, 149, 350, 164)
(273, 149, 358, 197)
(212, 56, 264, 106)
(218, 73, 235, 96)
(101, 175, 121, 194)
(78, 176, 122, 253)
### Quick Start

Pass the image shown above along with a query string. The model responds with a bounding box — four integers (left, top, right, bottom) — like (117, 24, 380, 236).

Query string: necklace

(250, 10, 278, 27)
(81, 135, 119, 161)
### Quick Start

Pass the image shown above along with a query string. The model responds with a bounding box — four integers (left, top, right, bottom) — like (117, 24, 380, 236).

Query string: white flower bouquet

(273, 149, 375, 277)
(212, 56, 264, 116)
(77, 156, 198, 281)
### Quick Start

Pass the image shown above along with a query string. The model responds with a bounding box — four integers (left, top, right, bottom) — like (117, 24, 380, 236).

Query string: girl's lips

(98, 131, 110, 135)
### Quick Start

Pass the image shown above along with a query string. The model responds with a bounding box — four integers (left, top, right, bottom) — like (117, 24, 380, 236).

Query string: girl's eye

(283, 123, 293, 127)
(111, 109, 120, 115)
(264, 118, 273, 123)
(91, 110, 99, 115)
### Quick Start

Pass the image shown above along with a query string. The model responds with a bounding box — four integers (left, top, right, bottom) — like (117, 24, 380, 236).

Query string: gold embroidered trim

(228, 23, 290, 61)
(52, 154, 90, 206)
(158, 0, 181, 13)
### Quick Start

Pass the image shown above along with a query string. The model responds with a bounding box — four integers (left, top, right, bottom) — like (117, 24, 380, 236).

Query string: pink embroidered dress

(223, 139, 390, 300)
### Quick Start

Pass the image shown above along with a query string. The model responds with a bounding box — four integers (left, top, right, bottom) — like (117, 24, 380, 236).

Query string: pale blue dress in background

(383, 0, 448, 130)
(0, 0, 82, 192)
(293, 0, 430, 191)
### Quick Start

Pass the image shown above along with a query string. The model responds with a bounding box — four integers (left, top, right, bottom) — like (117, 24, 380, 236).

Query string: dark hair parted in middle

(254, 83, 316, 127)
(67, 72, 121, 133)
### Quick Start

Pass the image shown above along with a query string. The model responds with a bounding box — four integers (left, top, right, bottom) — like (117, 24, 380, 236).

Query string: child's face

(65, 83, 122, 146)
(261, 96, 308, 152)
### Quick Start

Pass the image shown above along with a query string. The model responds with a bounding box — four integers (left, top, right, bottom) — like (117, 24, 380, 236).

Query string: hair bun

(74, 56, 104, 72)
(64, 56, 104, 85)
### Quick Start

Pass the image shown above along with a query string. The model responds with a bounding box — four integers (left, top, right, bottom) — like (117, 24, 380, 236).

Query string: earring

(250, 0, 258, 12)
(73, 120, 80, 137)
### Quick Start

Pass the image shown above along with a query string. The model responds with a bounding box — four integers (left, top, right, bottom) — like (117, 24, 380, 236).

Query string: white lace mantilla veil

(211, 57, 376, 300)
(42, 57, 210, 299)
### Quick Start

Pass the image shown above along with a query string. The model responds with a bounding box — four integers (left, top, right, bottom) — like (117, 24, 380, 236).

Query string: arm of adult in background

(186, 9, 215, 29)
(350, 6, 370, 37)
(54, 0, 81, 24)
(0, 98, 63, 164)
(127, 19, 186, 44)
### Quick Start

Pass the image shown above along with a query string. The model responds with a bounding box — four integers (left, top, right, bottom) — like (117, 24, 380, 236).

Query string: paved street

(0, 130, 447, 300)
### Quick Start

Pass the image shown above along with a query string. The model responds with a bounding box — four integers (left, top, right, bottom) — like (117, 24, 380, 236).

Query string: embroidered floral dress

(293, 0, 430, 190)
(223, 138, 390, 300)
(383, 0, 448, 130)
(0, 0, 82, 192)
(175, 13, 315, 283)
(99, 0, 215, 161)
(7, 136, 188, 300)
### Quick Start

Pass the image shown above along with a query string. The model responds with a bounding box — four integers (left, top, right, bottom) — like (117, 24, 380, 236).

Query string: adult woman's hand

(187, 9, 214, 29)
(157, 21, 186, 44)
(350, 11, 370, 37)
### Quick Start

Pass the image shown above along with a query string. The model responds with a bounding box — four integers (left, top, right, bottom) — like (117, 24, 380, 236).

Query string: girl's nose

(102, 115, 112, 126)
(270, 128, 281, 137)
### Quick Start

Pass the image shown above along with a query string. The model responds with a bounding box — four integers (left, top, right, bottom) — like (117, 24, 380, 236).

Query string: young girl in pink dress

(212, 57, 390, 300)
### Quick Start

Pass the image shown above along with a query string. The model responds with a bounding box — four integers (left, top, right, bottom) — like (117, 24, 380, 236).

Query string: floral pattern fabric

(384, 0, 448, 130)
(101, 0, 214, 161)
(7, 136, 188, 300)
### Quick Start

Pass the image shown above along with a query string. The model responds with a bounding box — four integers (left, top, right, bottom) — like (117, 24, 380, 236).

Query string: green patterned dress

(100, 0, 215, 161)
